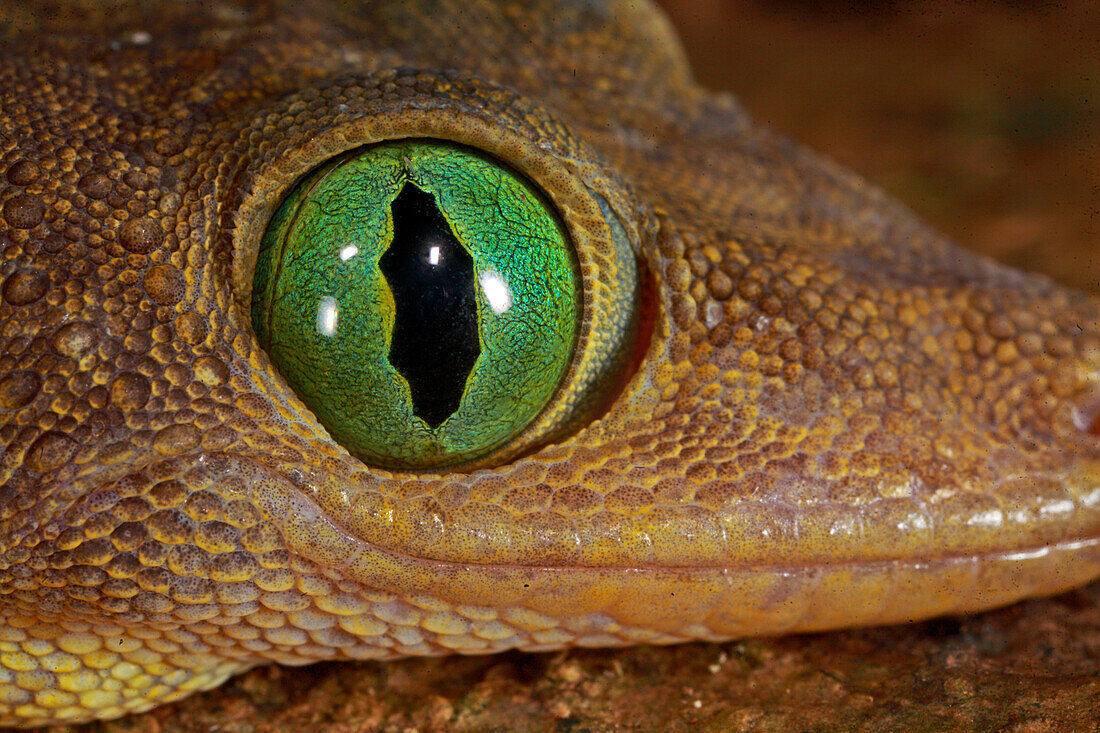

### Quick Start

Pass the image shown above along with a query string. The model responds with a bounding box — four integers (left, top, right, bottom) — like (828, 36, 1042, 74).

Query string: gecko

(1, 0, 1099, 726)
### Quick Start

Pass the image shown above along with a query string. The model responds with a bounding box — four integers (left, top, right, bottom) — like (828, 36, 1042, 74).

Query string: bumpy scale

(0, 0, 1099, 726)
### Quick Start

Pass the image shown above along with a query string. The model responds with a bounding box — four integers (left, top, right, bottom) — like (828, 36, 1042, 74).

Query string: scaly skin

(1, 0, 1099, 726)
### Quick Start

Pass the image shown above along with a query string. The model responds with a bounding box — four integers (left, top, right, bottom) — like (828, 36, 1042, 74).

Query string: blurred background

(656, 0, 1100, 295)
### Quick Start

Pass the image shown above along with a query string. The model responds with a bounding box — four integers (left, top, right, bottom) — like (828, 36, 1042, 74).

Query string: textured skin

(1, 0, 1099, 726)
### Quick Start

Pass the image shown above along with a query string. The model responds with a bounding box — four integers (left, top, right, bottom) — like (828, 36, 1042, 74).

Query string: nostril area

(1066, 324, 1100, 437)
(1071, 374, 1100, 437)
(1073, 401, 1100, 436)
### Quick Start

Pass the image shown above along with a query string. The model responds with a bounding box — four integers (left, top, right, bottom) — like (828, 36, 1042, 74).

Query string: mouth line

(257, 457, 1100, 577)
(83, 450, 1100, 581)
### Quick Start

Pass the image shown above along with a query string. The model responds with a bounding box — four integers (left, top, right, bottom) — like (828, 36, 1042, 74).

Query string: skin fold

(0, 0, 1098, 725)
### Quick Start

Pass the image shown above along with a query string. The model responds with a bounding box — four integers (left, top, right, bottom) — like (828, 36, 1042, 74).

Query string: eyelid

(230, 69, 645, 307)
(230, 69, 654, 469)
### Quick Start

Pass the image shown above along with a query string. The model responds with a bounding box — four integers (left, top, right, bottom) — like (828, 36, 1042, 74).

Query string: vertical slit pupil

(380, 183, 480, 428)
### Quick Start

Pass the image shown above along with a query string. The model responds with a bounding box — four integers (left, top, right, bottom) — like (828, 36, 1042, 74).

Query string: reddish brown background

(662, 0, 1100, 296)
(63, 2, 1100, 731)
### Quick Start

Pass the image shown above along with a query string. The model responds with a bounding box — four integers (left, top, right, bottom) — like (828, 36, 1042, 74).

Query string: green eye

(251, 141, 578, 470)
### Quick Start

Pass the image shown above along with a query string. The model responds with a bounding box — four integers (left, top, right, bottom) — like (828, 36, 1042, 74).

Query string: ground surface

(44, 2, 1100, 731)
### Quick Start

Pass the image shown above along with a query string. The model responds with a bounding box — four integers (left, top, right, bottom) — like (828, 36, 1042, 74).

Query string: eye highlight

(251, 140, 579, 470)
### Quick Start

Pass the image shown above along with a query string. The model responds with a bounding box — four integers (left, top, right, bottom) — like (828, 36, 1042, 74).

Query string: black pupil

(380, 183, 480, 428)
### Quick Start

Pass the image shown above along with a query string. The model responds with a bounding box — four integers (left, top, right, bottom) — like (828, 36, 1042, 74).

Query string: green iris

(252, 140, 578, 470)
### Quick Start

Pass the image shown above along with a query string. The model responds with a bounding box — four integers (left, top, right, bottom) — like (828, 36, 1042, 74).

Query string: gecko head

(1, 8, 1099, 728)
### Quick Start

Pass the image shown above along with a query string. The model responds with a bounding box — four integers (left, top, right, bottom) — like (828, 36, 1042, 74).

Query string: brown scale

(0, 0, 1099, 726)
